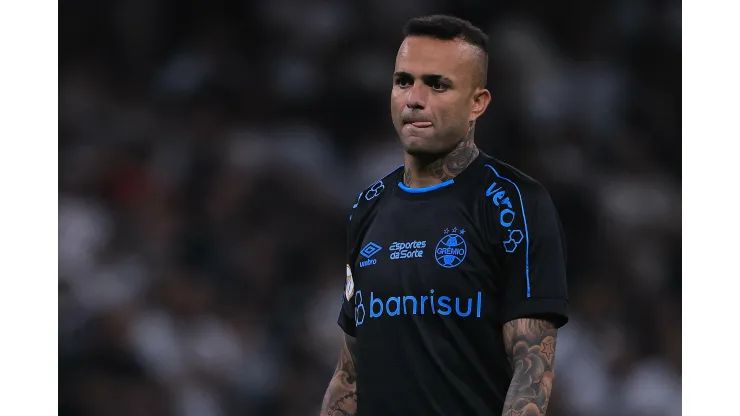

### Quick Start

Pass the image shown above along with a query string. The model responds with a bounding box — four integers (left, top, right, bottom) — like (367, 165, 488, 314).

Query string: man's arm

(320, 334, 358, 416)
(501, 318, 559, 416)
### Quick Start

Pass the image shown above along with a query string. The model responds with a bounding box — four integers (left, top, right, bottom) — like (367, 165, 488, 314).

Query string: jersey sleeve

(499, 185, 569, 328)
(337, 192, 363, 337)
(338, 262, 357, 336)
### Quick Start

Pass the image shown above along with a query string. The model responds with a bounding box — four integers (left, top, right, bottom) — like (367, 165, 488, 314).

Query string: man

(320, 15, 568, 416)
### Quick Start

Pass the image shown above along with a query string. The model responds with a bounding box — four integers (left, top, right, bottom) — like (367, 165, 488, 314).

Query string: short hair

(403, 15, 489, 87)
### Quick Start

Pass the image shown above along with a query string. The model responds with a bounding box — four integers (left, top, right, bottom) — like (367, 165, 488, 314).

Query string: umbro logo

(360, 242, 382, 258)
(359, 242, 382, 268)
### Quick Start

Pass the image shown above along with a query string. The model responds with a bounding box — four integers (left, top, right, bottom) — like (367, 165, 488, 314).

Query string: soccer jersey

(338, 152, 569, 416)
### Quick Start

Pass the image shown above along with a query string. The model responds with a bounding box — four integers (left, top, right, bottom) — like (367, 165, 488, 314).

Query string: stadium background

(58, 0, 681, 415)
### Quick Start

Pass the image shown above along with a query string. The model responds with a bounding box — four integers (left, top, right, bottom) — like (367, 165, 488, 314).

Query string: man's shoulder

(348, 165, 403, 222)
(478, 156, 550, 202)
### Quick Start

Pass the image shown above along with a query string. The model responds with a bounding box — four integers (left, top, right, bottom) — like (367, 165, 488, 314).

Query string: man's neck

(402, 130, 480, 188)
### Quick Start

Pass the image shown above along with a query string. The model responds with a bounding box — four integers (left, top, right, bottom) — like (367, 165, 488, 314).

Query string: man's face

(391, 36, 489, 157)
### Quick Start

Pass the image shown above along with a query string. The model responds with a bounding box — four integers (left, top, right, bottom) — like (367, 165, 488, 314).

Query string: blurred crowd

(58, 0, 681, 415)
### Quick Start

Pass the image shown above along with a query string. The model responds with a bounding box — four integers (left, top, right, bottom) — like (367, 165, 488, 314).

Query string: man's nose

(405, 84, 427, 110)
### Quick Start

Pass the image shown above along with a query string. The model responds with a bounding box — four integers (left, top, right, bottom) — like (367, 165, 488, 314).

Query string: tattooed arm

(501, 318, 559, 416)
(320, 334, 358, 416)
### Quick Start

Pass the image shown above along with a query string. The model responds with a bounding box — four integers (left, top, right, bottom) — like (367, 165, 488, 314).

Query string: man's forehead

(395, 37, 478, 80)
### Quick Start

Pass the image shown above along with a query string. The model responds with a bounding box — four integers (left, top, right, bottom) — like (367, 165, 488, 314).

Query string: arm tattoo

(501, 318, 558, 416)
(320, 335, 358, 416)
(403, 124, 479, 187)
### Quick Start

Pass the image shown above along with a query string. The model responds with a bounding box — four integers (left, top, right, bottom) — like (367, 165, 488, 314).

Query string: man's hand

(501, 318, 558, 416)
(320, 334, 358, 416)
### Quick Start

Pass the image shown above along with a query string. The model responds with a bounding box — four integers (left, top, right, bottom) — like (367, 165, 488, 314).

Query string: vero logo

(359, 242, 382, 268)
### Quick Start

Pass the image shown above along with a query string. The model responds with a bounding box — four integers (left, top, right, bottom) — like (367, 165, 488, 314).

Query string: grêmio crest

(434, 227, 468, 268)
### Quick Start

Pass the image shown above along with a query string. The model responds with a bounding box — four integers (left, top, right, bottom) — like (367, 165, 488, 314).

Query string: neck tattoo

(403, 126, 479, 188)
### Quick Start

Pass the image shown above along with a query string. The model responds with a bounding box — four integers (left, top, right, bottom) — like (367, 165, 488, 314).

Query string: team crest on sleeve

(503, 229, 525, 253)
(434, 227, 468, 268)
(364, 180, 385, 201)
(345, 264, 355, 301)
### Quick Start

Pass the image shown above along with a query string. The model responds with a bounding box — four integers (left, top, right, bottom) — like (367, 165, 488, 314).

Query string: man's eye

(396, 78, 412, 87)
(432, 82, 447, 91)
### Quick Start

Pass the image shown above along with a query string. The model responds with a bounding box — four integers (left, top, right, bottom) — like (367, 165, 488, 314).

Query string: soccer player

(320, 15, 568, 416)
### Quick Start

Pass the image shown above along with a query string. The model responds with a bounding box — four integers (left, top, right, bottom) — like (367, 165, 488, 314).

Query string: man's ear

(469, 88, 491, 122)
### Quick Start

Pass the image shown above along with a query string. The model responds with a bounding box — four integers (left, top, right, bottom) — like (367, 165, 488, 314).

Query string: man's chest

(352, 200, 498, 298)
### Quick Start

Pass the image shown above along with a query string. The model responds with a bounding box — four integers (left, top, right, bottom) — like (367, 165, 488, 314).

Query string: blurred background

(58, 0, 681, 415)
